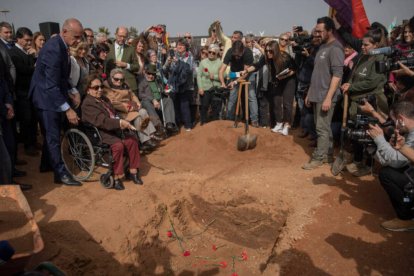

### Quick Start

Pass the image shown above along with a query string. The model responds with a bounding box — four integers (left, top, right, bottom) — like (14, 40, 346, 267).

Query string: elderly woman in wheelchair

(103, 68, 162, 152)
(81, 74, 143, 190)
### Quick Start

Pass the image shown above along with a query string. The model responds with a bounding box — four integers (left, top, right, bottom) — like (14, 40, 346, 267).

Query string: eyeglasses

(146, 72, 156, 76)
(208, 51, 217, 55)
(90, 85, 103, 90)
(86, 35, 94, 38)
(265, 49, 274, 53)
(112, 77, 124, 82)
(201, 51, 208, 55)
(279, 38, 288, 42)
(184, 36, 192, 39)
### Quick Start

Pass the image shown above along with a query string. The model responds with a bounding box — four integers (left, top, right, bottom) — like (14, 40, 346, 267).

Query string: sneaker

(271, 122, 284, 133)
(185, 128, 191, 132)
(351, 165, 371, 177)
(281, 125, 289, 136)
(302, 159, 323, 170)
(323, 155, 334, 164)
(381, 218, 414, 232)
(346, 162, 360, 174)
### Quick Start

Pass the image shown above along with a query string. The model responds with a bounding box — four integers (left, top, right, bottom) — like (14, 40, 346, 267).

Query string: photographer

(373, 101, 414, 231)
(342, 30, 389, 176)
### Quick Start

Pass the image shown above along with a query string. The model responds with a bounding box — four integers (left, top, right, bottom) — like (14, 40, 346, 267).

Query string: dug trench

(17, 120, 384, 275)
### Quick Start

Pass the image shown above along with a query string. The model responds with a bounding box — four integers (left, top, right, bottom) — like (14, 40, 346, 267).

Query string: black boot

(129, 172, 143, 185)
(114, 179, 125, 190)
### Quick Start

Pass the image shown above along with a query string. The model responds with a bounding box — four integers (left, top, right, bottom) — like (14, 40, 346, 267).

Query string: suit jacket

(105, 43, 139, 92)
(29, 35, 71, 112)
(9, 46, 35, 98)
(81, 94, 123, 145)
(0, 53, 13, 128)
(0, 39, 16, 92)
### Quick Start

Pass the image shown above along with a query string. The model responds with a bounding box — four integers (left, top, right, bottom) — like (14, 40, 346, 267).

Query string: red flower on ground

(183, 250, 191, 257)
(167, 231, 173, 238)
(212, 244, 217, 251)
(219, 261, 228, 269)
(241, 250, 248, 261)
(204, 68, 209, 72)
(231, 273, 239, 276)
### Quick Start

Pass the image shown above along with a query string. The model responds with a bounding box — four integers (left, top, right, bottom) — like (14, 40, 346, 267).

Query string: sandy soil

(6, 120, 414, 275)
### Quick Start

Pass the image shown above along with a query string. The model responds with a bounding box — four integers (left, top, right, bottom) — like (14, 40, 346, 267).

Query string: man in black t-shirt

(219, 40, 256, 123)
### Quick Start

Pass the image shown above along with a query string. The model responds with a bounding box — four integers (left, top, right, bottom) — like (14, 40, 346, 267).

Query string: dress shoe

(15, 159, 28, 166)
(166, 123, 179, 134)
(114, 179, 125, 190)
(141, 140, 157, 151)
(55, 174, 82, 186)
(13, 169, 27, 178)
(24, 147, 39, 157)
(13, 181, 32, 191)
(129, 173, 143, 185)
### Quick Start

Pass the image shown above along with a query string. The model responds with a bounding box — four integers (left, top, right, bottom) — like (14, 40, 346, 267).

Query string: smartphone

(169, 49, 175, 58)
(295, 26, 303, 32)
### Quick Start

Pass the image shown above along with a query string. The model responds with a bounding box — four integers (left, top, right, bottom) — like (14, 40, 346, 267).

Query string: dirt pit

(20, 121, 333, 275)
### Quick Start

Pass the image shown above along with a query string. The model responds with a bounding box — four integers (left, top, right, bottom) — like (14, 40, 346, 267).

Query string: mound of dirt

(21, 120, 332, 275)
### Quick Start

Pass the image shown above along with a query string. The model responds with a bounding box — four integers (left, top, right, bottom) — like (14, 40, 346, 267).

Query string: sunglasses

(112, 77, 124, 82)
(208, 51, 217, 55)
(279, 38, 288, 42)
(184, 36, 192, 39)
(201, 51, 208, 55)
(146, 72, 156, 76)
(265, 49, 274, 53)
(90, 85, 103, 90)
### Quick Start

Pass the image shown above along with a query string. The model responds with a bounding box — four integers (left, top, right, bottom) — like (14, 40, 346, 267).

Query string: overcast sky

(1, 0, 413, 37)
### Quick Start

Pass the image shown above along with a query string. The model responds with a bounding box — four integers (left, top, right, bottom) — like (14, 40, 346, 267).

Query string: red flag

(351, 0, 370, 38)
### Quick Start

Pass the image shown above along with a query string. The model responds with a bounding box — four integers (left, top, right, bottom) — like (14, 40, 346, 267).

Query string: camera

(169, 49, 175, 58)
(346, 114, 395, 154)
(291, 34, 313, 54)
(403, 166, 414, 203)
(371, 47, 414, 73)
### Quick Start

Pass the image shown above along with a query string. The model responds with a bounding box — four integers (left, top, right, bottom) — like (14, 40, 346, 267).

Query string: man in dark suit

(0, 22, 16, 85)
(105, 26, 139, 93)
(29, 18, 83, 186)
(9, 27, 37, 156)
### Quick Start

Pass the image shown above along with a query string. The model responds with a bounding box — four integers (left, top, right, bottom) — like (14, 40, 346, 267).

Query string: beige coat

(104, 85, 141, 122)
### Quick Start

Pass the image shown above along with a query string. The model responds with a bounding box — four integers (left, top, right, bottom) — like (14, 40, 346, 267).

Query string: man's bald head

(115, 26, 128, 45)
(61, 18, 83, 47)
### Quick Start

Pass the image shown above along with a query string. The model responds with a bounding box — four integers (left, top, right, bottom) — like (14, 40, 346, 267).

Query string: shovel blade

(237, 134, 257, 151)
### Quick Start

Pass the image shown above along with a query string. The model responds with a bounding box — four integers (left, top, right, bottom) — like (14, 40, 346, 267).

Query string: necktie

(6, 42, 14, 49)
(116, 46, 122, 61)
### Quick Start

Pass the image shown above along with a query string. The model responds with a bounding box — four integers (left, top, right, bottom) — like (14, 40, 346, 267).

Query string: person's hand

(209, 73, 215, 80)
(66, 108, 79, 125)
(392, 62, 414, 78)
(221, 82, 227, 89)
(69, 93, 81, 108)
(5, 103, 14, 119)
(305, 95, 311, 108)
(359, 100, 375, 115)
(115, 61, 127, 68)
(240, 70, 248, 77)
(27, 47, 36, 55)
(388, 82, 398, 93)
(392, 130, 405, 149)
(301, 47, 310, 57)
(198, 89, 204, 96)
(367, 124, 384, 139)
(332, 14, 341, 30)
(341, 83, 350, 94)
(321, 98, 332, 111)
(120, 119, 136, 131)
(153, 99, 161, 109)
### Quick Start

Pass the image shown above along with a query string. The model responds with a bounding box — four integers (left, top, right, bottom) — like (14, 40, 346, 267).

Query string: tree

(128, 26, 138, 38)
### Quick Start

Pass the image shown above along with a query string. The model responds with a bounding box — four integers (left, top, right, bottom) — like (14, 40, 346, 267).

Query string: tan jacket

(104, 85, 141, 122)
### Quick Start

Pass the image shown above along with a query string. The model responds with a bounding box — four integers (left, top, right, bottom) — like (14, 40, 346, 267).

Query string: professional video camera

(346, 114, 395, 155)
(369, 47, 414, 73)
(291, 33, 313, 54)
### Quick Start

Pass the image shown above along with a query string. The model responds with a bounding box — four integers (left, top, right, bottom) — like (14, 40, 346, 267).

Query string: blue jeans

(226, 80, 259, 122)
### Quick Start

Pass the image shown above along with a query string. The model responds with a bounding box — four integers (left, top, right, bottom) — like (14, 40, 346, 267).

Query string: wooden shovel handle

(342, 93, 349, 128)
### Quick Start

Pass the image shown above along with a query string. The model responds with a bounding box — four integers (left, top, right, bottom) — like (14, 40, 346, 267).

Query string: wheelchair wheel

(100, 173, 114, 189)
(61, 128, 96, 181)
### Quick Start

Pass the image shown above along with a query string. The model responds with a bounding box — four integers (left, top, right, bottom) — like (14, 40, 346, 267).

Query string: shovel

(237, 81, 257, 151)
(331, 93, 349, 176)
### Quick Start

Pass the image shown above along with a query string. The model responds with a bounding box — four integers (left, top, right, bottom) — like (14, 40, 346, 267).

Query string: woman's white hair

(110, 68, 124, 79)
(208, 44, 220, 53)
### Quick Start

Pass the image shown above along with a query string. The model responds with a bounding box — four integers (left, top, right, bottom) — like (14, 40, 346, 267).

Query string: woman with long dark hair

(242, 40, 296, 135)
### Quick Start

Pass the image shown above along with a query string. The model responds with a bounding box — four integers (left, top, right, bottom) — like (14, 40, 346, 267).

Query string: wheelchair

(60, 123, 116, 189)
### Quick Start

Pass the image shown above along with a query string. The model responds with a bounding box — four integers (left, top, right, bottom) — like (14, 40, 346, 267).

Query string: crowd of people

(0, 14, 414, 232)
